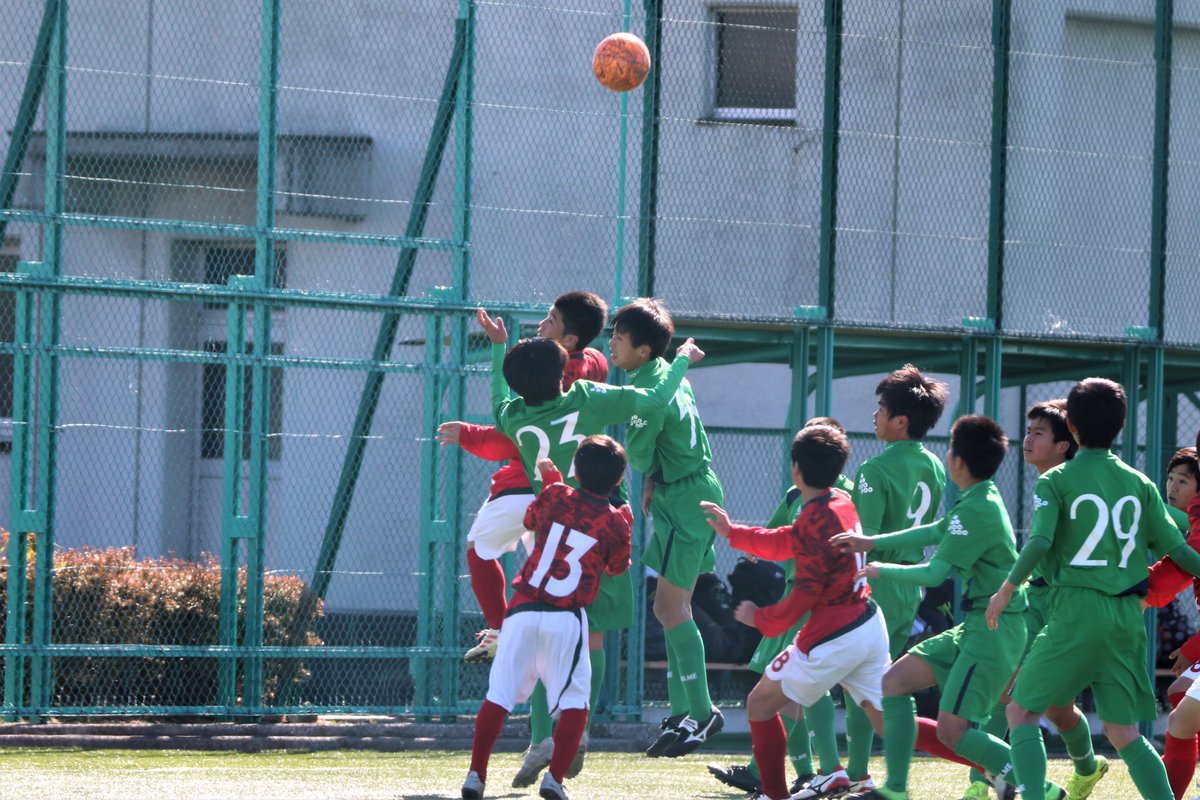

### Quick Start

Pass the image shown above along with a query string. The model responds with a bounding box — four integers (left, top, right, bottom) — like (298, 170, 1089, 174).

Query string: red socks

(750, 715, 790, 800)
(469, 700, 508, 782)
(1165, 691, 1198, 800)
(916, 717, 980, 768)
(548, 708, 589, 782)
(467, 549, 507, 630)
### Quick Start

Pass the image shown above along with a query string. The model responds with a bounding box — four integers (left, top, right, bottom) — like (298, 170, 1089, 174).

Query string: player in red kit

(702, 424, 889, 800)
(463, 435, 632, 800)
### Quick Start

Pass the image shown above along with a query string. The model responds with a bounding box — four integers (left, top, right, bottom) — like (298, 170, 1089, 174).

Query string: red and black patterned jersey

(564, 347, 608, 386)
(511, 467, 632, 610)
(728, 489, 870, 654)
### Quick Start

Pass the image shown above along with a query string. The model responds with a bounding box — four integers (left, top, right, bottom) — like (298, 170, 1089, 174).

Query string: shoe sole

(538, 790, 565, 800)
(706, 766, 760, 794)
(463, 651, 496, 664)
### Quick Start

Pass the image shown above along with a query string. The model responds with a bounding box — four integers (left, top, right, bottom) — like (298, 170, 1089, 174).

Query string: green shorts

(1022, 582, 1051, 659)
(1011, 586, 1156, 725)
(588, 571, 634, 632)
(909, 610, 1026, 723)
(870, 578, 923, 660)
(748, 593, 807, 675)
(641, 467, 723, 589)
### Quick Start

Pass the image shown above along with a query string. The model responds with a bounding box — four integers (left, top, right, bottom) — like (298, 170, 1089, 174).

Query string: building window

(712, 8, 798, 122)
(201, 341, 284, 461)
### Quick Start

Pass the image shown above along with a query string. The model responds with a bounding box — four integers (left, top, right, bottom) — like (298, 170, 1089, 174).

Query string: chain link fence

(0, 0, 1198, 719)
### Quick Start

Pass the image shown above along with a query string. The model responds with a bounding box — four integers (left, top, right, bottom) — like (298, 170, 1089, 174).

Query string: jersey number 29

(1068, 493, 1141, 569)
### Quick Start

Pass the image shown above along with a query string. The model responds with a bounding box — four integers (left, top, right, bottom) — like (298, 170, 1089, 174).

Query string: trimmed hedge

(0, 531, 324, 709)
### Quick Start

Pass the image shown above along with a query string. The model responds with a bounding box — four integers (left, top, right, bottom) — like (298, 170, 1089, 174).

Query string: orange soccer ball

(592, 32, 651, 93)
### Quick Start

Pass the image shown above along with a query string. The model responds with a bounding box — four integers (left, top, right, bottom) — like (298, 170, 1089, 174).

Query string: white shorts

(466, 493, 535, 560)
(485, 606, 591, 715)
(1183, 663, 1200, 701)
(764, 605, 890, 710)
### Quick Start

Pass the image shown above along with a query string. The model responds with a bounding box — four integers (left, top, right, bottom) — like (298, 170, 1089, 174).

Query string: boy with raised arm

(608, 298, 726, 757)
(462, 436, 632, 800)
(701, 423, 891, 800)
(707, 417, 854, 798)
(834, 415, 1068, 800)
(844, 365, 948, 794)
(988, 378, 1200, 800)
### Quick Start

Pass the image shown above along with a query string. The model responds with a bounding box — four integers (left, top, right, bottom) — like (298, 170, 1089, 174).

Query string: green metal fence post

(817, 0, 844, 320)
(815, 327, 834, 417)
(986, 0, 1011, 332)
(787, 327, 811, 485)
(415, 313, 447, 716)
(637, 0, 664, 297)
(0, 0, 60, 248)
(240, 0, 283, 714)
(28, 0, 67, 717)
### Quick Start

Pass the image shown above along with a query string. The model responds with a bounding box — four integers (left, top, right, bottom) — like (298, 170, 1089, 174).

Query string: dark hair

(804, 416, 846, 435)
(1066, 378, 1126, 449)
(950, 415, 1008, 480)
(553, 292, 608, 350)
(875, 364, 948, 440)
(611, 298, 674, 360)
(574, 434, 627, 496)
(502, 338, 567, 406)
(1027, 399, 1078, 461)
(790, 424, 849, 490)
(1168, 447, 1200, 484)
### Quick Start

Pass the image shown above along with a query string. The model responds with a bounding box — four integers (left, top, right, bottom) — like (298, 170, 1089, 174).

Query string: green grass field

(0, 747, 1151, 799)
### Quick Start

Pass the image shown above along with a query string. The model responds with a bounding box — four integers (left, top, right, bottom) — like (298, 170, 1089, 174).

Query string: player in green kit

(834, 415, 1067, 800)
(987, 378, 1200, 800)
(707, 417, 853, 797)
(844, 365, 948, 793)
(607, 299, 726, 757)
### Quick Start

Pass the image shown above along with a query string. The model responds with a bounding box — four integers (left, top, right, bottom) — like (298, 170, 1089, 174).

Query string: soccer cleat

(662, 706, 725, 757)
(538, 771, 570, 800)
(790, 772, 817, 795)
(847, 774, 877, 792)
(706, 763, 761, 794)
(983, 767, 1016, 800)
(958, 781, 991, 800)
(1042, 783, 1067, 800)
(792, 768, 852, 798)
(464, 628, 500, 664)
(842, 789, 906, 800)
(461, 770, 485, 800)
(565, 731, 588, 779)
(1063, 755, 1109, 800)
(645, 712, 686, 757)
(511, 736, 554, 788)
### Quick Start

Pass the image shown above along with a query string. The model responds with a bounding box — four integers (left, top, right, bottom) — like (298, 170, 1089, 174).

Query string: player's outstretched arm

(830, 530, 875, 554)
(435, 421, 462, 447)
(477, 308, 508, 344)
(870, 558, 952, 588)
(1165, 541, 1200, 579)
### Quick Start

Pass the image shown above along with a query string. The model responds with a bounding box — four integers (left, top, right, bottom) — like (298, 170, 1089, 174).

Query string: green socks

(882, 695, 917, 793)
(968, 705, 1009, 784)
(529, 680, 552, 743)
(954, 727, 1014, 777)
(664, 636, 687, 717)
(807, 693, 842, 774)
(1009, 724, 1046, 800)
(1057, 714, 1097, 776)
(846, 696, 875, 779)
(1119, 736, 1173, 800)
(665, 621, 713, 719)
(587, 647, 606, 732)
(786, 714, 814, 777)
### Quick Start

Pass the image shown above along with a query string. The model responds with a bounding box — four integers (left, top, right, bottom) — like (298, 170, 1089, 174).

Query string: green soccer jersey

(1030, 447, 1185, 595)
(491, 343, 689, 491)
(853, 440, 947, 564)
(930, 480, 1026, 608)
(624, 357, 711, 482)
